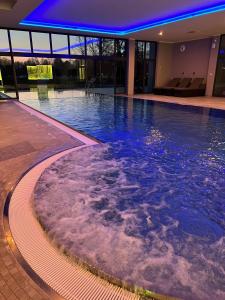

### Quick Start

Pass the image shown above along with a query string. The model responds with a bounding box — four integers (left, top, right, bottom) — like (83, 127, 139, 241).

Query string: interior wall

(155, 38, 216, 92)
(171, 38, 212, 79)
(155, 42, 173, 87)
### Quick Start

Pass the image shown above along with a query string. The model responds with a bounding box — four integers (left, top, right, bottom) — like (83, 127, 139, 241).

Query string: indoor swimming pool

(21, 94, 225, 299)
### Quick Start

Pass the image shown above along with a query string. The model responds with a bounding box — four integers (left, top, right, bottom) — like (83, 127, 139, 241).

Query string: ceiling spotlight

(158, 31, 164, 36)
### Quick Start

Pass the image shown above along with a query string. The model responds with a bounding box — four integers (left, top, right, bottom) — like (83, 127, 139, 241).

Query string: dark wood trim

(49, 32, 53, 54)
(67, 34, 71, 56)
(29, 31, 33, 53)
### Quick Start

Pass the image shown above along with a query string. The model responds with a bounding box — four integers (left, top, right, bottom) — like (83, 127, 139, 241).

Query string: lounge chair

(163, 78, 192, 96)
(153, 78, 180, 95)
(173, 78, 206, 97)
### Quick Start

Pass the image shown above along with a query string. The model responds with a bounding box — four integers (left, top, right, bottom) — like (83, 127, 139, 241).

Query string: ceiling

(0, 0, 17, 11)
(0, 0, 225, 42)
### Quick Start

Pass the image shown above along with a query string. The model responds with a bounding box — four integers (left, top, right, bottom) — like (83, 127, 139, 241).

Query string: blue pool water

(22, 95, 225, 299)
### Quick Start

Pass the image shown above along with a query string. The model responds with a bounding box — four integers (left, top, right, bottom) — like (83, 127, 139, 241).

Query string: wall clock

(180, 44, 186, 53)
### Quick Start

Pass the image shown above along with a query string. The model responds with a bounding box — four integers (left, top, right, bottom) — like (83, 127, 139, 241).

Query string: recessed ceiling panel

(0, 0, 17, 11)
(20, 0, 225, 35)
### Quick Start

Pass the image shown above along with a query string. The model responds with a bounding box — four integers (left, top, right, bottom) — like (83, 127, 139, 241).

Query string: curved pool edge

(1, 100, 99, 300)
(33, 150, 179, 300)
(5, 146, 142, 300)
(3, 101, 178, 300)
(5, 145, 177, 300)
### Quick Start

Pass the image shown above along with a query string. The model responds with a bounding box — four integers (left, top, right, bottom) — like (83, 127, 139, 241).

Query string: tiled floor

(133, 94, 225, 110)
(0, 100, 83, 300)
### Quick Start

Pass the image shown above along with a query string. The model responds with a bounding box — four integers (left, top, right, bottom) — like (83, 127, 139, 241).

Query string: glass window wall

(14, 56, 87, 99)
(0, 28, 129, 98)
(102, 38, 115, 56)
(0, 29, 10, 52)
(70, 36, 85, 55)
(0, 56, 16, 97)
(10, 30, 31, 53)
(51, 34, 69, 55)
(115, 40, 126, 57)
(134, 41, 157, 93)
(32, 32, 51, 54)
(136, 41, 145, 60)
(86, 37, 100, 56)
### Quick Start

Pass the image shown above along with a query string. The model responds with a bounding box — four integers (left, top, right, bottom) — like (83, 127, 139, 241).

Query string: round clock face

(180, 44, 186, 52)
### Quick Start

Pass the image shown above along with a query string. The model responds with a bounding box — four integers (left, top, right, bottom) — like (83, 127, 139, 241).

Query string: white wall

(171, 38, 212, 79)
(155, 38, 219, 96)
(155, 43, 173, 87)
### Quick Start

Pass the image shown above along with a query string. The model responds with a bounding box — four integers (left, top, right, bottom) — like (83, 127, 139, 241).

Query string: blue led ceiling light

(20, 1, 225, 35)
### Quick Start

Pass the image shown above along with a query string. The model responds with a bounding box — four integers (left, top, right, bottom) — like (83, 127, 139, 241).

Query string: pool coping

(122, 94, 225, 111)
(16, 100, 102, 144)
(5, 145, 142, 300)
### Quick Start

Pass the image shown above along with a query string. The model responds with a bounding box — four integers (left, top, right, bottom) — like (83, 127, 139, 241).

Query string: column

(127, 39, 135, 96)
(206, 36, 220, 97)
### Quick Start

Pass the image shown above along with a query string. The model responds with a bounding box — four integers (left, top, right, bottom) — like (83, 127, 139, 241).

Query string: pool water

(22, 95, 225, 299)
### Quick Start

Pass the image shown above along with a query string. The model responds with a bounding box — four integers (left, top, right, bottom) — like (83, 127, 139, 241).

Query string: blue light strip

(20, 2, 225, 35)
(32, 48, 51, 53)
(0, 48, 10, 52)
(0, 38, 99, 54)
(20, 20, 123, 35)
(11, 48, 32, 52)
(125, 2, 225, 34)
(53, 38, 99, 53)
